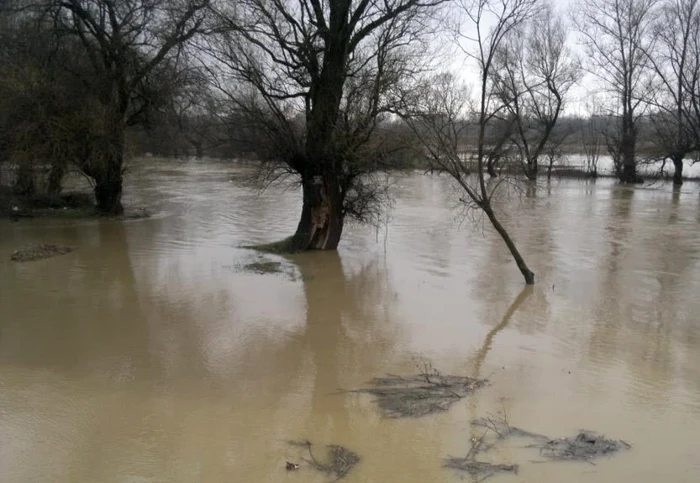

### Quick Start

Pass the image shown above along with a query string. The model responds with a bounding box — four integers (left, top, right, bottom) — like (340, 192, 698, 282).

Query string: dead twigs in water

(533, 431, 631, 462)
(444, 419, 519, 481)
(356, 365, 486, 418)
(287, 440, 360, 481)
(472, 417, 548, 441)
(444, 412, 631, 480)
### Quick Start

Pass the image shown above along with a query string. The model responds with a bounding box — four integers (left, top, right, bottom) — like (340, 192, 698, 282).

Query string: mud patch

(10, 244, 74, 262)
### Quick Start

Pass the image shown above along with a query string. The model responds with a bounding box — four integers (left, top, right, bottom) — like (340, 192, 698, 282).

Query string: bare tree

(493, 5, 580, 180)
(642, 0, 700, 184)
(581, 113, 604, 178)
(401, 0, 539, 285)
(205, 0, 444, 251)
(20, 0, 211, 214)
(575, 0, 658, 183)
(0, 6, 81, 197)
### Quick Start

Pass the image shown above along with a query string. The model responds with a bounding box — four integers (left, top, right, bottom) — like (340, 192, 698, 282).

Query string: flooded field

(2, 158, 700, 482)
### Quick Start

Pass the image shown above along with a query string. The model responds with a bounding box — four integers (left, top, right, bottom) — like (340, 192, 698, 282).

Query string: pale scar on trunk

(310, 204, 331, 248)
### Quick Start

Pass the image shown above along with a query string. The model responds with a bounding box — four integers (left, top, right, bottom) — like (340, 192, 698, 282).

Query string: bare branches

(493, 4, 580, 178)
(205, 0, 444, 245)
(574, 0, 659, 183)
(641, 0, 700, 183)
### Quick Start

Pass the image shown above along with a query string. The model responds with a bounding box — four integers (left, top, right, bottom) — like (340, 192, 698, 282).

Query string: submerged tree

(574, 0, 658, 183)
(207, 0, 443, 251)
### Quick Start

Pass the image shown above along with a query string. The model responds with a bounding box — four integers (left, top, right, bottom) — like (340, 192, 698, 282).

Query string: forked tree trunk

(288, 174, 345, 251)
(483, 204, 535, 285)
(671, 155, 683, 185)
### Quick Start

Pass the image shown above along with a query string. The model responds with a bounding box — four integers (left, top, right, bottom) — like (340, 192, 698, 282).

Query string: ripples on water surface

(1, 158, 700, 482)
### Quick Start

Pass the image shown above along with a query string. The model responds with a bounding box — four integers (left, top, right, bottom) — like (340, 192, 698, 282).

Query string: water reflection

(470, 286, 533, 378)
(2, 163, 700, 482)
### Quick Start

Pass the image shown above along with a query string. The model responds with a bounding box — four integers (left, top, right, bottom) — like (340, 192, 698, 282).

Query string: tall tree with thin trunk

(574, 0, 657, 184)
(207, 0, 443, 251)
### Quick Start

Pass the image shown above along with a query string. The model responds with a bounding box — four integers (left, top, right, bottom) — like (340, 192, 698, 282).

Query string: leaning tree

(400, 0, 541, 285)
(206, 0, 444, 251)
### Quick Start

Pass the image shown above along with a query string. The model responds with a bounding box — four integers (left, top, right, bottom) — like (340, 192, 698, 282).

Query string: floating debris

(443, 458, 518, 477)
(357, 369, 486, 418)
(287, 440, 359, 481)
(444, 425, 518, 481)
(535, 431, 631, 462)
(473, 417, 548, 441)
(445, 413, 630, 480)
(10, 244, 74, 262)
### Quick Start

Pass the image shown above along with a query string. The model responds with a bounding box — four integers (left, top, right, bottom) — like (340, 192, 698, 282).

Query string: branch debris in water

(357, 367, 486, 418)
(534, 431, 631, 462)
(287, 440, 360, 481)
(445, 413, 631, 480)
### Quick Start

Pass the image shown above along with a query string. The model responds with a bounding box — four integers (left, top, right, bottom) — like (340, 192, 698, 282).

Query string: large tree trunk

(94, 161, 124, 215)
(620, 113, 638, 183)
(288, 174, 344, 251)
(483, 204, 535, 285)
(92, 119, 126, 215)
(671, 155, 683, 185)
(527, 157, 538, 180)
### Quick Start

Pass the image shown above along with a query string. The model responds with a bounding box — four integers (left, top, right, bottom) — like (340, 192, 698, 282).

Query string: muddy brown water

(1, 158, 700, 482)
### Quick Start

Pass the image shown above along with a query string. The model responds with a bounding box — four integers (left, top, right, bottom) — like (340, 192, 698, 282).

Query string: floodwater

(2, 159, 700, 483)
